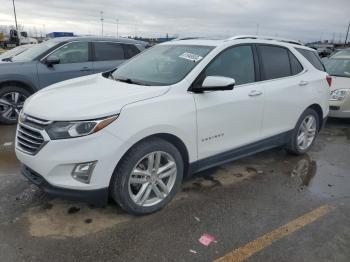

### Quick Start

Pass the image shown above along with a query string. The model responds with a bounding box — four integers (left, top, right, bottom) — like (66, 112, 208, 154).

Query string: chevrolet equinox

(16, 35, 330, 215)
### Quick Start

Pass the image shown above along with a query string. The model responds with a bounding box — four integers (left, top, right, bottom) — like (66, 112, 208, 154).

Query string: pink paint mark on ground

(199, 233, 216, 246)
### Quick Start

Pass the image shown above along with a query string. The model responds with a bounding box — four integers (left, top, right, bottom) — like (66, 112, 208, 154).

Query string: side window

(52, 42, 89, 64)
(295, 48, 325, 71)
(93, 42, 124, 61)
(123, 44, 141, 59)
(289, 51, 303, 75)
(259, 45, 291, 80)
(203, 45, 255, 85)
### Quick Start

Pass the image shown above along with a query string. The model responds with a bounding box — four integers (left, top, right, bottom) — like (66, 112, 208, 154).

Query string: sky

(0, 0, 349, 43)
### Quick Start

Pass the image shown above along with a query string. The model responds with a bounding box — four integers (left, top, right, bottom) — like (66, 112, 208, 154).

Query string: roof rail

(172, 37, 206, 41)
(226, 35, 303, 46)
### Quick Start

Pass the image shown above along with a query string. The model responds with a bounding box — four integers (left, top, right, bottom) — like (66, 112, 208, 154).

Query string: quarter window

(289, 52, 303, 75)
(52, 42, 89, 64)
(202, 45, 255, 85)
(296, 48, 325, 71)
(259, 45, 291, 80)
(93, 42, 124, 61)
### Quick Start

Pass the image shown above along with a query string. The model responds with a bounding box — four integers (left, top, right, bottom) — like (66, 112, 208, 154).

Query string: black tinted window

(94, 42, 124, 61)
(123, 44, 140, 59)
(203, 45, 255, 85)
(259, 45, 291, 80)
(289, 52, 303, 75)
(296, 48, 325, 71)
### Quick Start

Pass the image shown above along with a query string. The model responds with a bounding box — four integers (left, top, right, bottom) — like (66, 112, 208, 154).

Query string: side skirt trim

(188, 130, 293, 175)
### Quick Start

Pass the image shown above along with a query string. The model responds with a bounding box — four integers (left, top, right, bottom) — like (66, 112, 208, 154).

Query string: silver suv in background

(0, 37, 147, 124)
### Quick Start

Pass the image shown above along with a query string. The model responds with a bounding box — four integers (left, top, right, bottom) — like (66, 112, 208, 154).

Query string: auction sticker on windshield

(179, 52, 203, 62)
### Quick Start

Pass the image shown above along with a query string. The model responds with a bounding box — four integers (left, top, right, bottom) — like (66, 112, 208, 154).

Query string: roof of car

(47, 36, 147, 45)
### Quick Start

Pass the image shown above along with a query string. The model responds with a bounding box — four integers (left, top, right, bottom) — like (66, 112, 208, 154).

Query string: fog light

(71, 161, 97, 184)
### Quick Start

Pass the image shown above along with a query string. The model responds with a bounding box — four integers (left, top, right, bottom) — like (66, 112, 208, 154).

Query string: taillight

(326, 75, 332, 87)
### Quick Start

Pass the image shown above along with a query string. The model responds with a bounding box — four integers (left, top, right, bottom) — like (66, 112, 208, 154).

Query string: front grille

(329, 106, 340, 111)
(16, 114, 52, 155)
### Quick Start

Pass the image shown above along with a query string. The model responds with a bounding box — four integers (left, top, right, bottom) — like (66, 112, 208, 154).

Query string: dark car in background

(317, 47, 333, 58)
(0, 36, 147, 124)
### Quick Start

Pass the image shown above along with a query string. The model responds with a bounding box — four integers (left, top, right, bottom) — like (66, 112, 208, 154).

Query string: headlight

(330, 89, 349, 101)
(46, 115, 118, 140)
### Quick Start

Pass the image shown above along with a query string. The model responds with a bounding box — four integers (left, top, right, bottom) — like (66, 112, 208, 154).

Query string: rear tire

(0, 85, 31, 124)
(286, 108, 319, 155)
(110, 138, 184, 215)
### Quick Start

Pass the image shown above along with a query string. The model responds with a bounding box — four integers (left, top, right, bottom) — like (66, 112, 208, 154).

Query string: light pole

(345, 21, 350, 46)
(100, 11, 104, 36)
(116, 19, 119, 38)
(12, 0, 18, 32)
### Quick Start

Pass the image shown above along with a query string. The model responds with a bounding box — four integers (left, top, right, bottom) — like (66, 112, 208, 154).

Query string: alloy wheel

(297, 115, 317, 151)
(128, 151, 177, 207)
(0, 92, 27, 121)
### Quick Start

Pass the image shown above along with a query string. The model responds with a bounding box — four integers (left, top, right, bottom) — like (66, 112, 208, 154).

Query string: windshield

(324, 58, 350, 78)
(112, 44, 214, 86)
(12, 41, 58, 62)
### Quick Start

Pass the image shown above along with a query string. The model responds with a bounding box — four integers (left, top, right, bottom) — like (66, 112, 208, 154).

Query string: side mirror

(193, 76, 235, 93)
(45, 55, 60, 66)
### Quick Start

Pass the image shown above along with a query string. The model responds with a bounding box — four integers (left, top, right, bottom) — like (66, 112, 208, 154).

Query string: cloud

(0, 0, 349, 42)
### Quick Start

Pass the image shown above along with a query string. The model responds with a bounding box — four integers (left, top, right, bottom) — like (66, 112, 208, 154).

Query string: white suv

(15, 35, 330, 215)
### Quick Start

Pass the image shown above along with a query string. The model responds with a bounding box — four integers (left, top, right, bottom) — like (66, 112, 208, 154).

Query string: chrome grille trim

(17, 134, 43, 145)
(18, 129, 44, 141)
(26, 115, 52, 126)
(16, 114, 51, 155)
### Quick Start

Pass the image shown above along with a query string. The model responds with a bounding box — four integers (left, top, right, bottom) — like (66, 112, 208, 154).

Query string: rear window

(123, 44, 141, 59)
(296, 48, 325, 71)
(259, 45, 291, 80)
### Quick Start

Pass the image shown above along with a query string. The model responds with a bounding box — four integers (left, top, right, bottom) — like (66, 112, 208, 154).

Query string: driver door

(37, 41, 93, 88)
(193, 45, 265, 160)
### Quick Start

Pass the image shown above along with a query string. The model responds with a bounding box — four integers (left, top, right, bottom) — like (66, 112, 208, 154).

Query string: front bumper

(329, 97, 350, 118)
(21, 165, 108, 205)
(15, 126, 129, 191)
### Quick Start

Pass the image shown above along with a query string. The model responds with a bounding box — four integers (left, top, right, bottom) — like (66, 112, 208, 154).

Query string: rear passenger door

(92, 42, 140, 73)
(257, 44, 309, 139)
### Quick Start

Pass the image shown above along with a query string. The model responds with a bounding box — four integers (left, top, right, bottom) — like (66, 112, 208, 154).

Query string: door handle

(248, 90, 263, 97)
(299, 80, 309, 86)
(80, 67, 92, 72)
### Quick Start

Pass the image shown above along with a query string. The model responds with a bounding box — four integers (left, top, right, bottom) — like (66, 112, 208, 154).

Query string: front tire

(110, 138, 184, 215)
(286, 108, 319, 155)
(0, 86, 31, 124)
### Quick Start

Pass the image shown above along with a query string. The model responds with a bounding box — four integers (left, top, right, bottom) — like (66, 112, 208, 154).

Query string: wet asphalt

(0, 119, 349, 262)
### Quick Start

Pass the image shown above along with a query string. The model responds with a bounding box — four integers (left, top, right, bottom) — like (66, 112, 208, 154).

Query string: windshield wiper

(115, 78, 149, 86)
(2, 57, 12, 62)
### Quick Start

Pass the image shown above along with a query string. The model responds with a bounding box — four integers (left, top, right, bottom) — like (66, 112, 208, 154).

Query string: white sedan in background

(324, 54, 350, 118)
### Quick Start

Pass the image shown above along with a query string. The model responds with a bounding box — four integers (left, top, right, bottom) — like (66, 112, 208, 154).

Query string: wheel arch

(112, 132, 191, 183)
(307, 103, 324, 130)
(0, 80, 35, 94)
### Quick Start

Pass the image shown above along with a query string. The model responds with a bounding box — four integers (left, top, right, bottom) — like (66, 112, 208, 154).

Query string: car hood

(24, 74, 170, 121)
(330, 76, 350, 91)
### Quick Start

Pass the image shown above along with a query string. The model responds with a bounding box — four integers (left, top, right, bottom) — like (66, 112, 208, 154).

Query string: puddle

(183, 163, 261, 192)
(290, 158, 317, 187)
(24, 199, 132, 238)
